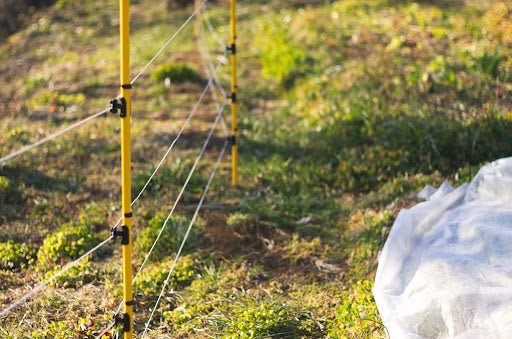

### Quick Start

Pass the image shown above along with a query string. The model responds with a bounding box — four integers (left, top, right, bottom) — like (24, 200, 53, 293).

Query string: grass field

(1, 0, 512, 337)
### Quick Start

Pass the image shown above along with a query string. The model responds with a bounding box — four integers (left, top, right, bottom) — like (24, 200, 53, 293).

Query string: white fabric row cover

(373, 157, 512, 338)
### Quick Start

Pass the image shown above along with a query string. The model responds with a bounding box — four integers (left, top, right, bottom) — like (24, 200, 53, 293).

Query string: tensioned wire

(127, 8, 230, 299)
(130, 0, 209, 85)
(1, 0, 212, 204)
(197, 7, 228, 99)
(0, 45, 226, 324)
(110, 1, 224, 227)
(94, 322, 115, 339)
(0, 108, 109, 165)
(198, 26, 227, 99)
(201, 6, 227, 50)
(1, 0, 229, 330)
(141, 138, 229, 337)
(111, 57, 228, 319)
(0, 235, 113, 318)
(0, 0, 216, 184)
(108, 52, 227, 236)
(98, 4, 228, 286)
(98, 38, 228, 339)
(112, 99, 228, 320)
(112, 7, 231, 319)
(130, 51, 226, 209)
(197, 12, 229, 136)
(132, 100, 227, 285)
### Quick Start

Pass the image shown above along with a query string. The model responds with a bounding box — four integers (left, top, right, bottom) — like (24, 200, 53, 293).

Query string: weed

(163, 302, 210, 333)
(222, 301, 296, 337)
(226, 212, 254, 226)
(31, 321, 73, 338)
(0, 241, 35, 270)
(22, 76, 50, 94)
(31, 317, 102, 338)
(44, 258, 98, 288)
(327, 279, 384, 337)
(0, 176, 22, 204)
(134, 255, 196, 297)
(28, 91, 86, 109)
(285, 234, 324, 263)
(3, 128, 30, 143)
(36, 221, 102, 272)
(56, 0, 94, 10)
(473, 49, 503, 78)
(135, 213, 204, 260)
(254, 17, 311, 88)
(482, 2, 512, 46)
(151, 62, 202, 84)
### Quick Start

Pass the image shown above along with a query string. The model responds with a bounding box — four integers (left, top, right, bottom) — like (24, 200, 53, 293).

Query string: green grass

(1, 0, 512, 337)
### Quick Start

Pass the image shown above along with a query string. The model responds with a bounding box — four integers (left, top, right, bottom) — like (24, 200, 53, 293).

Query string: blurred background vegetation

(0, 0, 55, 37)
(0, 0, 202, 38)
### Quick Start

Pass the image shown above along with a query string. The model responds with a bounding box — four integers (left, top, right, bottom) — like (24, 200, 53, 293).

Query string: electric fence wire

(96, 22, 229, 324)
(202, 7, 227, 49)
(197, 10, 227, 99)
(133, 100, 227, 284)
(142, 138, 229, 338)
(196, 15, 228, 136)
(110, 56, 227, 320)
(197, 35, 224, 96)
(130, 0, 209, 86)
(112, 102, 228, 318)
(0, 235, 114, 318)
(130, 52, 226, 209)
(0, 108, 110, 165)
(0, 0, 229, 329)
(110, 100, 228, 326)
(107, 51, 227, 246)
(94, 320, 116, 339)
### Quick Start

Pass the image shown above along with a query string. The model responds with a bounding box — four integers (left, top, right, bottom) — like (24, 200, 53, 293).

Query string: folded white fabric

(374, 157, 512, 339)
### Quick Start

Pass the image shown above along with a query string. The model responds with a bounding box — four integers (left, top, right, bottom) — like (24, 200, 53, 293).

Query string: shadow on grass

(1, 163, 79, 193)
(240, 108, 512, 194)
(388, 0, 465, 9)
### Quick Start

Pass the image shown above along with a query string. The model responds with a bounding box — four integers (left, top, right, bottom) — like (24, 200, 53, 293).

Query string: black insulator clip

(228, 135, 236, 145)
(114, 313, 131, 332)
(227, 92, 237, 103)
(111, 225, 129, 245)
(227, 43, 236, 55)
(110, 97, 127, 118)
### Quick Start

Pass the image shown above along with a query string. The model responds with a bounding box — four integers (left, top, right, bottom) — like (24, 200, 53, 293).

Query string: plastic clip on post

(227, 91, 237, 146)
(227, 92, 237, 103)
(114, 313, 131, 332)
(110, 97, 127, 118)
(112, 225, 130, 245)
(227, 43, 236, 55)
(228, 135, 236, 145)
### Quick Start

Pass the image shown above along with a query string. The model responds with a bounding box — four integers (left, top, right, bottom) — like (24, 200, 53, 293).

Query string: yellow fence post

(230, 0, 238, 187)
(119, 0, 133, 337)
